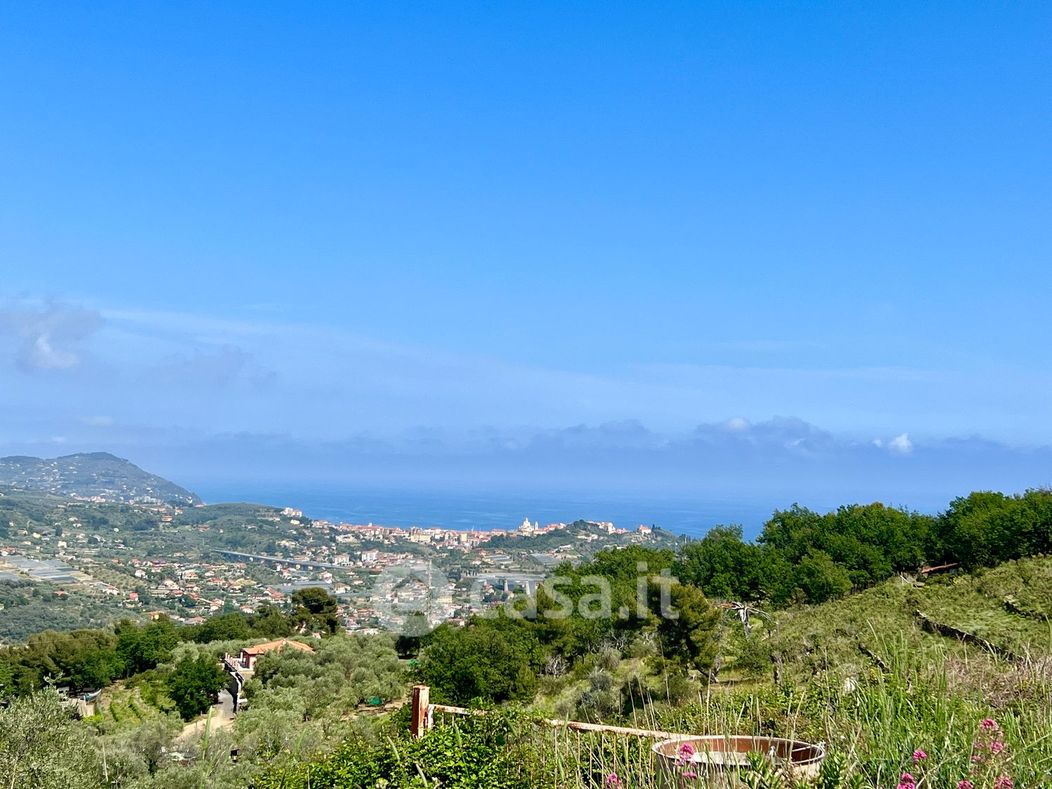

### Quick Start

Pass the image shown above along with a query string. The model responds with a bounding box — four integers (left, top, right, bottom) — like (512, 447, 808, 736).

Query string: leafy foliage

(653, 581, 720, 675)
(0, 689, 100, 788)
(184, 605, 294, 643)
(676, 492, 1052, 605)
(420, 616, 543, 703)
(116, 617, 179, 676)
(3, 488, 1052, 787)
(255, 713, 524, 789)
(289, 587, 341, 635)
(0, 617, 179, 699)
(0, 598, 331, 701)
(166, 654, 227, 721)
(937, 489, 1052, 568)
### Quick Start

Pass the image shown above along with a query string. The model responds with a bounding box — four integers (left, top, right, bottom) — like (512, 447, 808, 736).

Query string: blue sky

(1, 3, 1050, 506)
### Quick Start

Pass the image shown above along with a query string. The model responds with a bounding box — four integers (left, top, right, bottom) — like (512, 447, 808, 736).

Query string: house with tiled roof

(234, 638, 314, 670)
(223, 638, 315, 709)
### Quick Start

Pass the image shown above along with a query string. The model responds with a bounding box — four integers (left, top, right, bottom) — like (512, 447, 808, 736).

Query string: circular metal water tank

(652, 735, 825, 786)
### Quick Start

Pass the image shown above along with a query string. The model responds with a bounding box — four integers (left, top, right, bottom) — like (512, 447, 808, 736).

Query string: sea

(186, 484, 782, 540)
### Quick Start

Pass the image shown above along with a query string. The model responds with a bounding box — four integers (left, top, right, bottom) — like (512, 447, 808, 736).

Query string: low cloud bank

(7, 417, 1045, 516)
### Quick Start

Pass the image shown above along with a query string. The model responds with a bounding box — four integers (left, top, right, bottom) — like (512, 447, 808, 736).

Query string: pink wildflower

(957, 782, 975, 789)
(675, 741, 696, 767)
(990, 740, 1006, 754)
(604, 773, 623, 788)
(912, 749, 928, 762)
(980, 718, 999, 731)
(993, 777, 1013, 789)
(897, 772, 917, 789)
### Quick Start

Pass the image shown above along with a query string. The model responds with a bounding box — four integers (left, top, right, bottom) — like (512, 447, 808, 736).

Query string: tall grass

(255, 638, 1052, 788)
(261, 562, 1052, 787)
(504, 635, 1052, 788)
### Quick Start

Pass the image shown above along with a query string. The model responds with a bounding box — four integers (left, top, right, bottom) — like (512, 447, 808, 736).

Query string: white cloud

(887, 435, 913, 454)
(0, 301, 103, 372)
(26, 333, 79, 369)
(5, 300, 1048, 447)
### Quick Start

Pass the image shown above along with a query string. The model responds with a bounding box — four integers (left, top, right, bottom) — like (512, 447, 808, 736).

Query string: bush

(419, 617, 543, 704)
(0, 689, 99, 788)
(167, 654, 227, 721)
(254, 714, 523, 789)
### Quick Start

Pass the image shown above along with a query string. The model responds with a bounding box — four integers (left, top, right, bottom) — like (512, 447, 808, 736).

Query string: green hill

(766, 555, 1052, 681)
(0, 452, 200, 505)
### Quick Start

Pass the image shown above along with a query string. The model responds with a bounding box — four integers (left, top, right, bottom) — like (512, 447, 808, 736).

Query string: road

(177, 689, 236, 743)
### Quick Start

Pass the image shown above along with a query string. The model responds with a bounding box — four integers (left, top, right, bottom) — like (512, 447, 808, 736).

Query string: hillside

(764, 555, 1052, 682)
(0, 452, 200, 505)
(1, 507, 1051, 787)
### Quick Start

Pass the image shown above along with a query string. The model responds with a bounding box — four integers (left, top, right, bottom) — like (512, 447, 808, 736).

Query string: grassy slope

(533, 557, 1052, 722)
(225, 558, 1052, 788)
(769, 555, 1052, 680)
(640, 558, 1052, 786)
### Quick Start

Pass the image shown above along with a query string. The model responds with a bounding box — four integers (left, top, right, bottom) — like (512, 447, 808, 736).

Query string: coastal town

(0, 487, 676, 642)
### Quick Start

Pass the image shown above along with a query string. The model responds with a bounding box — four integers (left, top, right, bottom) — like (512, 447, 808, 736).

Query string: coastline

(185, 484, 782, 539)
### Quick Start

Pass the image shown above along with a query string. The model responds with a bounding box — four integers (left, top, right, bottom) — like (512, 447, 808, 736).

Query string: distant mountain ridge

(0, 452, 201, 505)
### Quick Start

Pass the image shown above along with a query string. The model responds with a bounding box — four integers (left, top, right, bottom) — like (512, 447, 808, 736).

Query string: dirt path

(177, 689, 236, 743)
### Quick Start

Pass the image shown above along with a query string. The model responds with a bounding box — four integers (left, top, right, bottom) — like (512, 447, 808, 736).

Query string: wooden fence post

(411, 684, 431, 738)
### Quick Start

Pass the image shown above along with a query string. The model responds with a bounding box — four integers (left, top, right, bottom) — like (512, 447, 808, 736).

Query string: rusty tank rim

(652, 734, 826, 768)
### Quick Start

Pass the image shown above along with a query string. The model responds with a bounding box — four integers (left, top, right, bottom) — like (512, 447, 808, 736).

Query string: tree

(0, 630, 121, 696)
(66, 647, 123, 691)
(122, 715, 182, 775)
(529, 546, 675, 658)
(0, 689, 99, 788)
(289, 587, 341, 635)
(419, 617, 542, 704)
(755, 502, 935, 595)
(167, 654, 227, 721)
(190, 612, 253, 644)
(939, 490, 1052, 569)
(249, 635, 404, 722)
(794, 549, 853, 603)
(252, 604, 294, 638)
(674, 526, 766, 601)
(758, 505, 825, 558)
(753, 547, 797, 606)
(116, 618, 178, 676)
(653, 582, 720, 677)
